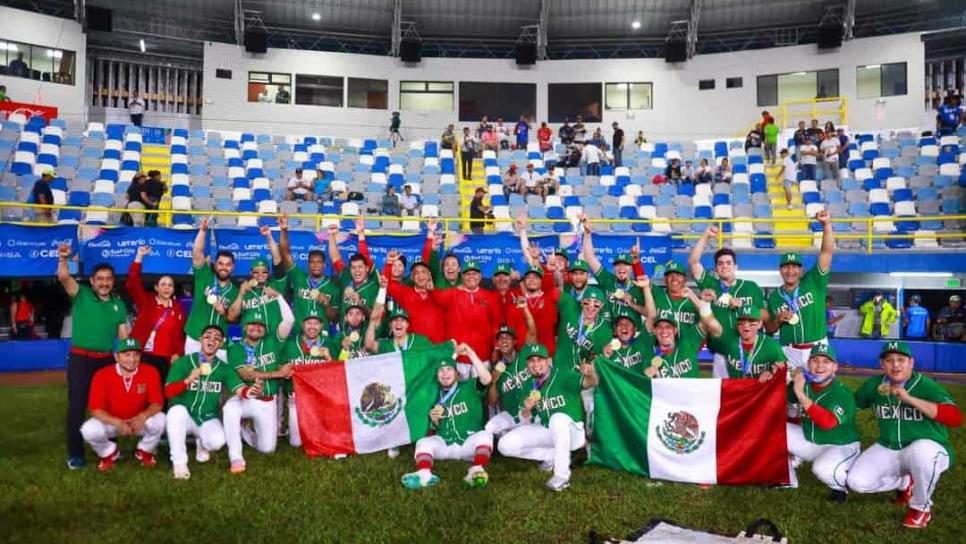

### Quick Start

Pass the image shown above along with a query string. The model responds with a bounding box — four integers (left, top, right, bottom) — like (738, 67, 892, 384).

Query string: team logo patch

(137, 383, 146, 394)
(354, 382, 403, 428)
(656, 411, 706, 454)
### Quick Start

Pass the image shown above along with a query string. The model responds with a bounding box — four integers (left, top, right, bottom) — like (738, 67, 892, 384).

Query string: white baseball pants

(782, 338, 828, 375)
(166, 405, 226, 466)
(711, 353, 729, 379)
(786, 423, 860, 491)
(223, 396, 278, 463)
(484, 411, 518, 436)
(183, 336, 227, 361)
(80, 413, 166, 458)
(847, 440, 951, 512)
(498, 412, 586, 480)
(287, 395, 301, 447)
(414, 431, 494, 461)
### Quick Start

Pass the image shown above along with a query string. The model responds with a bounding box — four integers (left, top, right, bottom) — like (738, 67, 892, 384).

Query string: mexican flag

(589, 360, 790, 485)
(292, 344, 453, 457)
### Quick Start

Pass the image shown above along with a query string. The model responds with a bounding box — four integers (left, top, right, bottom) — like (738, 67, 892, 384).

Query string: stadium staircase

(459, 154, 487, 231)
(140, 143, 171, 226)
(766, 162, 809, 248)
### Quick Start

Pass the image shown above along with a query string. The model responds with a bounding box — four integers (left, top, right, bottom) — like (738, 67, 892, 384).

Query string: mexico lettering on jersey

(651, 286, 704, 348)
(767, 265, 829, 345)
(433, 381, 487, 445)
(721, 335, 786, 379)
(166, 353, 243, 425)
(497, 355, 531, 415)
(653, 335, 702, 379)
(609, 332, 657, 373)
(185, 264, 239, 340)
(557, 292, 612, 369)
(695, 271, 765, 353)
(227, 334, 284, 397)
(518, 364, 585, 426)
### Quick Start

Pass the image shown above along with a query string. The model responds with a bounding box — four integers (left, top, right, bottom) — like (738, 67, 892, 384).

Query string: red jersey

(429, 286, 503, 363)
(88, 364, 163, 420)
(125, 262, 186, 358)
(506, 271, 560, 355)
(384, 264, 447, 343)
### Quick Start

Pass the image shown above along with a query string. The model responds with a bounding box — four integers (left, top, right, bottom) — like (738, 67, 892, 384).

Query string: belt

(257, 395, 275, 402)
(70, 346, 114, 359)
(791, 343, 814, 350)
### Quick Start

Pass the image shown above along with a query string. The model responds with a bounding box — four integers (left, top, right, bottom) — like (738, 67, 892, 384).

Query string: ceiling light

(139, 38, 146, 53)
(631, 20, 641, 30)
(312, 12, 321, 21)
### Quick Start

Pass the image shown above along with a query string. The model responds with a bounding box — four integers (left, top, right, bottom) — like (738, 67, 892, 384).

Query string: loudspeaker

(817, 24, 842, 49)
(85, 6, 113, 32)
(244, 31, 268, 54)
(400, 40, 422, 62)
(515, 44, 537, 65)
(665, 39, 687, 63)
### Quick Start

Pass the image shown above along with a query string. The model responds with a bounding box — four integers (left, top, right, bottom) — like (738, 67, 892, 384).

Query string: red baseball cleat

(134, 449, 157, 468)
(97, 449, 121, 472)
(902, 508, 931, 529)
(892, 475, 913, 505)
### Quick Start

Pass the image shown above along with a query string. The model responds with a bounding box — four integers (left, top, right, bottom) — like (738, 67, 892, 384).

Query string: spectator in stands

(760, 110, 774, 127)
(461, 127, 479, 180)
(477, 115, 492, 139)
(835, 128, 850, 171)
(807, 119, 824, 142)
(826, 295, 844, 338)
(763, 118, 779, 164)
(275, 86, 291, 104)
(558, 145, 581, 169)
(143, 171, 165, 227)
(936, 295, 965, 342)
(634, 130, 646, 147)
(503, 164, 523, 197)
(936, 92, 965, 136)
(573, 115, 587, 141)
(714, 157, 732, 183)
(903, 295, 930, 340)
(542, 164, 560, 197)
(128, 90, 145, 127)
(382, 185, 401, 217)
(695, 158, 713, 184)
(798, 137, 819, 181)
(521, 163, 543, 197)
(9, 292, 35, 340)
(820, 129, 840, 181)
(537, 122, 553, 153)
(257, 88, 271, 103)
(793, 120, 808, 147)
(744, 123, 764, 152)
(558, 119, 575, 145)
(0, 84, 9, 102)
(779, 149, 796, 209)
(514, 115, 530, 150)
(314, 168, 332, 200)
(581, 143, 602, 177)
(399, 184, 420, 216)
(30, 170, 55, 223)
(441, 124, 456, 150)
(469, 187, 492, 235)
(389, 111, 403, 148)
(611, 122, 625, 167)
(125, 173, 150, 226)
(589, 128, 607, 152)
(682, 160, 695, 183)
(664, 158, 683, 184)
(481, 127, 499, 154)
(495, 117, 510, 151)
(860, 292, 898, 339)
(286, 168, 314, 202)
(8, 52, 29, 78)
(824, 121, 835, 134)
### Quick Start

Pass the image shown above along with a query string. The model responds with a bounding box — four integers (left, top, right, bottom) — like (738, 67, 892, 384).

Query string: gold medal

(608, 338, 622, 351)
(248, 279, 259, 289)
(613, 288, 626, 300)
(718, 293, 732, 305)
(344, 286, 356, 297)
(310, 346, 322, 357)
(206, 294, 218, 306)
(494, 362, 506, 373)
(528, 390, 541, 402)
(348, 331, 360, 343)
(650, 356, 664, 368)
(309, 288, 320, 299)
(787, 313, 800, 325)
(430, 404, 445, 418)
(199, 363, 212, 376)
(877, 383, 891, 396)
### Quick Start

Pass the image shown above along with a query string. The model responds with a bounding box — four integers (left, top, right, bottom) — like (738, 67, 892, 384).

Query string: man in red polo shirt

(81, 338, 165, 472)
(384, 250, 446, 343)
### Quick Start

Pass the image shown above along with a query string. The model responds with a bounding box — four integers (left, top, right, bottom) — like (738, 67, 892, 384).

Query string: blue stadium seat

(171, 185, 191, 198)
(869, 202, 890, 216)
(172, 214, 194, 228)
(712, 194, 729, 206)
(893, 188, 913, 202)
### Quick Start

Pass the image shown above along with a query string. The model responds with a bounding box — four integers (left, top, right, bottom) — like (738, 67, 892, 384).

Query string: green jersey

(594, 268, 644, 321)
(185, 264, 238, 340)
(279, 333, 338, 394)
(238, 278, 288, 334)
(227, 333, 285, 397)
(651, 286, 704, 349)
(787, 379, 859, 446)
(767, 265, 830, 345)
(609, 332, 657, 374)
(720, 335, 786, 379)
(338, 268, 379, 327)
(495, 351, 530, 415)
(286, 265, 341, 328)
(519, 364, 585, 427)
(556, 292, 613, 369)
(167, 353, 243, 425)
(855, 372, 956, 463)
(333, 329, 367, 360)
(70, 285, 127, 352)
(432, 380, 487, 445)
(653, 335, 702, 379)
(376, 333, 434, 354)
(695, 271, 766, 353)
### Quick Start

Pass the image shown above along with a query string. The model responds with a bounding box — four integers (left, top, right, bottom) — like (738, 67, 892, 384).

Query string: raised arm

(260, 225, 281, 268)
(327, 223, 344, 273)
(275, 293, 295, 340)
(459, 344, 493, 386)
(580, 215, 603, 273)
(56, 243, 79, 298)
(517, 214, 537, 267)
(689, 225, 716, 281)
(422, 218, 437, 264)
(815, 210, 834, 273)
(354, 216, 374, 270)
(125, 246, 152, 309)
(192, 218, 210, 269)
(521, 300, 538, 345)
(278, 215, 295, 271)
(226, 280, 250, 322)
(686, 286, 722, 339)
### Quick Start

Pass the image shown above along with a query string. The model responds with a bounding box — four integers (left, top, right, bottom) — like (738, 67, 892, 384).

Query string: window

(0, 39, 76, 84)
(459, 82, 536, 122)
(215, 69, 232, 79)
(248, 71, 292, 103)
(857, 62, 907, 98)
(548, 83, 602, 123)
(726, 77, 743, 89)
(756, 69, 839, 106)
(295, 74, 343, 107)
(698, 79, 715, 90)
(399, 81, 453, 112)
(604, 82, 652, 110)
(347, 78, 388, 110)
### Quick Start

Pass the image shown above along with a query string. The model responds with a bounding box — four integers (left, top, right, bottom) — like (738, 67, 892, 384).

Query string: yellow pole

(867, 217, 873, 254)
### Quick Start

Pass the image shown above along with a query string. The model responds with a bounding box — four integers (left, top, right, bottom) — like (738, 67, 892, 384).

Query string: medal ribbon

(576, 312, 601, 345)
(532, 369, 551, 391)
(302, 335, 321, 355)
(739, 336, 762, 376)
(243, 342, 258, 366)
(151, 307, 172, 334)
(719, 279, 732, 295)
(781, 285, 800, 314)
(393, 334, 414, 352)
(308, 276, 323, 290)
(437, 383, 459, 406)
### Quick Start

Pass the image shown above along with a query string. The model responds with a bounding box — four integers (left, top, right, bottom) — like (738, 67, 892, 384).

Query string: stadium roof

(6, 0, 966, 63)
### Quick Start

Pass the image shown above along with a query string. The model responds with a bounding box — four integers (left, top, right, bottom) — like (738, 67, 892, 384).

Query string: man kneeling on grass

(81, 339, 165, 472)
(402, 343, 494, 490)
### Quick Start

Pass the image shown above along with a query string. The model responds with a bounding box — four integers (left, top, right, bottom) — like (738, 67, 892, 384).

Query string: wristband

(698, 302, 712, 318)
(376, 287, 387, 305)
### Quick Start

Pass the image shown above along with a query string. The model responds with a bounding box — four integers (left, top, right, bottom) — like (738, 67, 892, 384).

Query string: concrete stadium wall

(0, 6, 87, 124)
(201, 32, 925, 140)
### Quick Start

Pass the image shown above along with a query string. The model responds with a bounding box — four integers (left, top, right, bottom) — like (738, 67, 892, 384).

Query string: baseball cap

(581, 286, 606, 303)
(663, 261, 686, 276)
(242, 311, 267, 328)
(42, 169, 56, 177)
(950, 295, 962, 302)
(612, 253, 633, 266)
(569, 259, 590, 273)
(524, 343, 550, 359)
(736, 305, 762, 321)
(200, 324, 226, 338)
(345, 298, 369, 312)
(251, 258, 270, 270)
(808, 343, 837, 363)
(462, 261, 481, 274)
(613, 307, 641, 327)
(388, 307, 409, 321)
(554, 248, 571, 260)
(302, 307, 323, 322)
(654, 313, 679, 329)
(115, 338, 142, 353)
(496, 324, 516, 338)
(437, 357, 458, 370)
(492, 263, 512, 276)
(780, 252, 803, 266)
(879, 340, 912, 358)
(524, 265, 545, 278)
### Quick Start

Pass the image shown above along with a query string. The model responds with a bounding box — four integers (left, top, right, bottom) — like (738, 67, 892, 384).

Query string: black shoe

(829, 489, 848, 503)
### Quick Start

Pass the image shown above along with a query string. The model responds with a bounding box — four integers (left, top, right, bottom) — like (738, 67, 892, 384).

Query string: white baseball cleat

(173, 464, 191, 480)
(196, 445, 210, 463)
(545, 475, 570, 492)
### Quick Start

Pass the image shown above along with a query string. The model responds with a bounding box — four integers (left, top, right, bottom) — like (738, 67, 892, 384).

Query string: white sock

(417, 468, 433, 482)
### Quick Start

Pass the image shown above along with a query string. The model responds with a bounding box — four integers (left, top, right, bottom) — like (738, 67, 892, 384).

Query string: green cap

(462, 261, 481, 273)
(736, 305, 762, 321)
(115, 338, 142, 353)
(654, 312, 678, 329)
(809, 343, 837, 362)
(524, 265, 545, 278)
(251, 258, 270, 270)
(496, 324, 516, 338)
(663, 260, 686, 276)
(569, 259, 590, 273)
(437, 354, 458, 370)
(302, 307, 323, 322)
(492, 263, 513, 276)
(388, 307, 410, 321)
(879, 340, 912, 358)
(613, 253, 633, 266)
(242, 311, 267, 327)
(581, 286, 607, 303)
(524, 343, 550, 359)
(780, 252, 803, 266)
(613, 307, 641, 327)
(554, 247, 571, 260)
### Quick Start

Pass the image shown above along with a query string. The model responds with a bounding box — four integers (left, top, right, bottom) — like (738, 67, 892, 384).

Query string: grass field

(1, 378, 964, 544)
